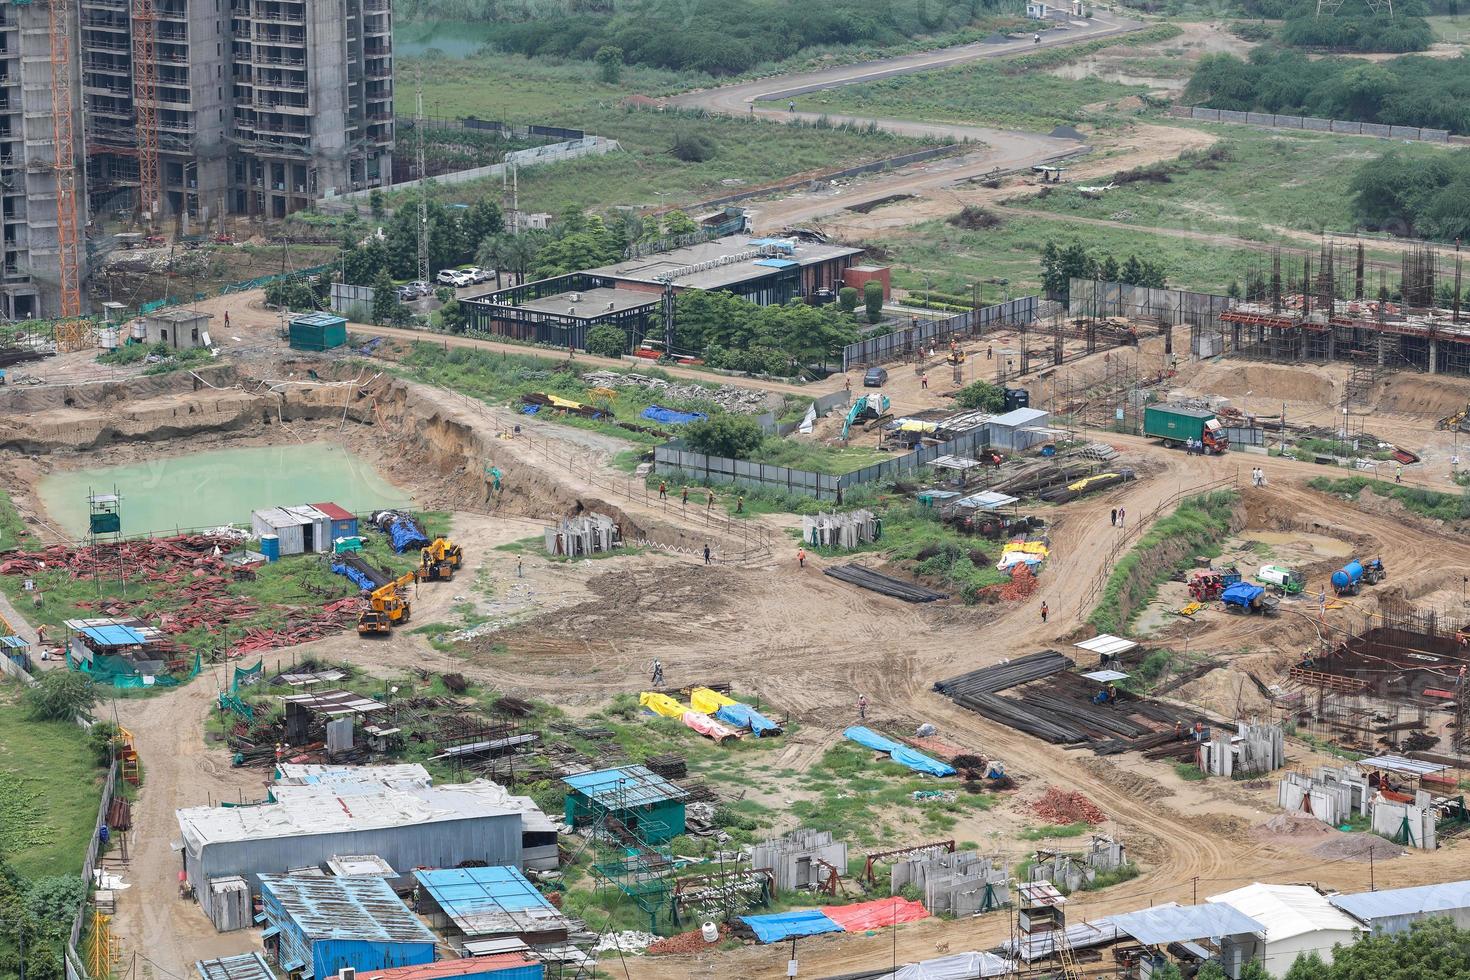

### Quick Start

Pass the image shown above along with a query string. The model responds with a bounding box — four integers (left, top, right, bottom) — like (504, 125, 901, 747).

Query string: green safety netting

(230, 658, 264, 693)
(66, 650, 201, 688)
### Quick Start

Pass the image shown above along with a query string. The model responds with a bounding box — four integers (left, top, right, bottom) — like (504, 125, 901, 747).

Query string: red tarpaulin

(822, 897, 930, 932)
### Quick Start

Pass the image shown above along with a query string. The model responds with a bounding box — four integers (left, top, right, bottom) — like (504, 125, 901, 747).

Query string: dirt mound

(1185, 362, 1337, 407)
(1175, 667, 1272, 718)
(1079, 757, 1170, 802)
(1377, 374, 1470, 418)
(1254, 812, 1332, 841)
(1310, 833, 1406, 862)
(1032, 786, 1106, 824)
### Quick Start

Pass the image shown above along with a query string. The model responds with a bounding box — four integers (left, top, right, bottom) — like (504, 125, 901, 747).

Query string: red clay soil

(1032, 786, 1107, 825)
(646, 923, 731, 955)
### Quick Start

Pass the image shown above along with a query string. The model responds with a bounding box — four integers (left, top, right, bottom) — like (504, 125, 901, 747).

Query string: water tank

(98, 327, 119, 351)
(130, 320, 146, 340)
(260, 534, 280, 562)
(1331, 559, 1364, 592)
(701, 922, 719, 943)
(1003, 387, 1030, 412)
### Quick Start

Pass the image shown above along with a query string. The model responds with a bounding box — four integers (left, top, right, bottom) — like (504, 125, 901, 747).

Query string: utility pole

(414, 65, 429, 286)
(1281, 402, 1287, 455)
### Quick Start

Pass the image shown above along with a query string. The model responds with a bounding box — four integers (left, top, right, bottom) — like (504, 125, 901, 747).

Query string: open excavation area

(10, 284, 1470, 980)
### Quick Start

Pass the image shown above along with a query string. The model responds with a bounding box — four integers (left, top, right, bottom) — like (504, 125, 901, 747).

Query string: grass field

(1011, 127, 1447, 238)
(1425, 14, 1470, 42)
(878, 210, 1263, 297)
(397, 57, 940, 213)
(790, 26, 1184, 130)
(0, 685, 102, 878)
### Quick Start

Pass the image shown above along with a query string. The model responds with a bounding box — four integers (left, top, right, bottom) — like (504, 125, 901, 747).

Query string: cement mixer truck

(1331, 558, 1386, 596)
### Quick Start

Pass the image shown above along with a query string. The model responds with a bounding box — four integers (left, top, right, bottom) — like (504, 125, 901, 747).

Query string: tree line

(1040, 239, 1167, 304)
(1349, 147, 1470, 241)
(1185, 49, 1470, 133)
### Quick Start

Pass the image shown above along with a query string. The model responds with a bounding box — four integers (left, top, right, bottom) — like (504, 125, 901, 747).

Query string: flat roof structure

(514, 286, 658, 321)
(1075, 635, 1139, 658)
(276, 763, 431, 787)
(312, 502, 354, 521)
(259, 873, 435, 944)
(1111, 902, 1264, 946)
(145, 308, 211, 324)
(416, 866, 567, 937)
(281, 690, 389, 717)
(990, 407, 1050, 428)
(326, 854, 397, 878)
(1331, 880, 1470, 930)
(358, 954, 542, 980)
(75, 624, 148, 647)
(196, 952, 275, 980)
(1081, 670, 1131, 683)
(1358, 755, 1448, 776)
(1208, 884, 1362, 943)
(583, 235, 863, 292)
(563, 765, 690, 808)
(953, 491, 1019, 510)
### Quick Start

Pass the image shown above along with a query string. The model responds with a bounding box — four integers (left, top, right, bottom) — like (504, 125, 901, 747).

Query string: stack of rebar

(824, 565, 948, 603)
(933, 650, 1071, 697)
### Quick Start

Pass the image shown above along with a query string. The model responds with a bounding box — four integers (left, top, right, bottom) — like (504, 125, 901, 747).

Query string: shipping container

(289, 312, 348, 352)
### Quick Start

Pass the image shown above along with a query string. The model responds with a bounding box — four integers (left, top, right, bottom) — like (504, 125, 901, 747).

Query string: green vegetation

(1082, 861, 1143, 891)
(96, 340, 214, 374)
(793, 742, 994, 845)
(1019, 821, 1091, 839)
(1041, 238, 1166, 303)
(1308, 475, 1470, 522)
(1187, 49, 1465, 132)
(876, 211, 1263, 299)
(1272, 919, 1470, 980)
(954, 380, 1005, 411)
(675, 290, 860, 375)
(1017, 132, 1407, 239)
(1088, 490, 1240, 634)
(23, 671, 98, 722)
(746, 439, 892, 475)
(793, 25, 1183, 130)
(1174, 761, 1206, 781)
(0, 684, 104, 880)
(397, 0, 1027, 76)
(0, 486, 36, 551)
(1350, 147, 1470, 242)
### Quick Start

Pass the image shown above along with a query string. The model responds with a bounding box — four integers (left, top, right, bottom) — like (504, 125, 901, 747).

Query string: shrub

(25, 670, 97, 721)
(863, 280, 884, 323)
(954, 380, 1005, 411)
(670, 131, 717, 162)
(584, 324, 628, 357)
(837, 286, 859, 314)
(682, 414, 765, 459)
(948, 205, 1003, 229)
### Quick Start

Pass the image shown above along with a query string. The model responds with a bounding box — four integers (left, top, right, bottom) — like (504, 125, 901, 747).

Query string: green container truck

(1143, 404, 1229, 454)
(287, 312, 348, 352)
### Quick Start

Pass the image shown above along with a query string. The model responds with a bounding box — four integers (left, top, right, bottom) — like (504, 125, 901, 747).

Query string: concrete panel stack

(1201, 721, 1284, 778)
(545, 513, 622, 558)
(1278, 765, 1369, 826)
(1085, 835, 1127, 873)
(1372, 795, 1437, 849)
(749, 830, 849, 892)
(891, 851, 1008, 915)
(799, 510, 879, 550)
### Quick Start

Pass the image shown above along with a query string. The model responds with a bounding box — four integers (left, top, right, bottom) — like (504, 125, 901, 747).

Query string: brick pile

(1032, 786, 1106, 825)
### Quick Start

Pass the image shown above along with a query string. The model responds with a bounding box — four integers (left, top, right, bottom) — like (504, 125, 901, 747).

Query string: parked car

(863, 367, 888, 387)
(395, 286, 418, 302)
(461, 267, 489, 284)
(407, 280, 431, 297)
(450, 271, 476, 288)
(435, 269, 460, 285)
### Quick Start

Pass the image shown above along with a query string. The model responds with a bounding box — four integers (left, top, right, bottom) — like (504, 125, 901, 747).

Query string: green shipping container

(288, 312, 348, 351)
(1143, 404, 1215, 444)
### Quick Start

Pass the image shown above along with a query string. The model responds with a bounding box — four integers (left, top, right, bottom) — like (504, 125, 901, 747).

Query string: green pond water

(41, 443, 414, 537)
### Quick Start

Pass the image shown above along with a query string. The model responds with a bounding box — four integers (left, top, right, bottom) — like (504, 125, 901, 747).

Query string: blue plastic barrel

(260, 533, 280, 562)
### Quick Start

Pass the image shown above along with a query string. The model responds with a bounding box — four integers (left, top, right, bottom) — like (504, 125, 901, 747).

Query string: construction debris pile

(935, 650, 1212, 752)
(1032, 787, 1107, 825)
(0, 535, 358, 657)
(580, 371, 773, 414)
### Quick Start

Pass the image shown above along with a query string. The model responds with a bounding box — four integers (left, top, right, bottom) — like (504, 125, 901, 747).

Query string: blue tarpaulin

(641, 405, 708, 425)
(741, 910, 843, 943)
(716, 703, 780, 737)
(386, 518, 430, 554)
(522, 404, 540, 415)
(332, 562, 376, 591)
(844, 726, 955, 777)
(1221, 582, 1265, 607)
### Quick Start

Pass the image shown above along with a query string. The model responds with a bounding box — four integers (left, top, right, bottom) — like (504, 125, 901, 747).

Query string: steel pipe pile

(933, 650, 1071, 697)
(824, 565, 948, 603)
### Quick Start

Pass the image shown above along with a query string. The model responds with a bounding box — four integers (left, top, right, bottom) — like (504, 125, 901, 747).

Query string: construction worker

(845, 375, 852, 393)
(921, 373, 929, 389)
(857, 693, 869, 720)
(703, 544, 711, 565)
(516, 556, 523, 578)
(1110, 508, 1117, 527)
(1118, 507, 1125, 526)
(798, 547, 806, 569)
(986, 345, 993, 360)
(659, 481, 667, 500)
(223, 310, 230, 328)
(707, 489, 715, 510)
(736, 495, 744, 513)
(681, 486, 689, 507)
(1034, 31, 1041, 43)
(651, 659, 665, 687)
(1396, 465, 1404, 484)
(1040, 600, 1048, 623)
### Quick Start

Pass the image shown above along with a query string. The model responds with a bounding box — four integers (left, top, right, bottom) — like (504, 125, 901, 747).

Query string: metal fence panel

(841, 296, 1038, 370)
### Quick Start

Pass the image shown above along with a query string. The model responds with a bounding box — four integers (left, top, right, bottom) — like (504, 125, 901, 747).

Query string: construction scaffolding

(46, 0, 83, 316)
(588, 779, 679, 935)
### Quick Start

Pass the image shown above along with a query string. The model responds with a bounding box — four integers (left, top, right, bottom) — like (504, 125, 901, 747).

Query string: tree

(25, 876, 86, 934)
(371, 271, 401, 324)
(87, 721, 119, 767)
(682, 414, 765, 459)
(594, 45, 624, 84)
(864, 280, 884, 323)
(461, 199, 504, 248)
(533, 221, 623, 278)
(663, 210, 698, 237)
(837, 286, 859, 313)
(24, 670, 96, 721)
(670, 132, 717, 162)
(368, 189, 385, 220)
(585, 324, 628, 357)
(264, 277, 320, 311)
(1040, 239, 1095, 303)
(954, 380, 1006, 411)
(438, 298, 468, 333)
(1097, 254, 1121, 283)
(1282, 953, 1332, 980)
(341, 236, 390, 285)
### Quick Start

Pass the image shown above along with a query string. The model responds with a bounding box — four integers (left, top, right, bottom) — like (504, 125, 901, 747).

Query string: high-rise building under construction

(0, 0, 393, 319)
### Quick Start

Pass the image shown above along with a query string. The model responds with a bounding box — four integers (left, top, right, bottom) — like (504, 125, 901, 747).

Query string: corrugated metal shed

(277, 763, 431, 788)
(261, 873, 434, 942)
(360, 954, 544, 980)
(314, 501, 359, 540)
(196, 952, 275, 980)
(1075, 635, 1138, 658)
(76, 624, 148, 647)
(417, 866, 567, 938)
(282, 505, 333, 554)
(1331, 880, 1470, 934)
(251, 507, 308, 556)
(562, 765, 689, 807)
(1208, 884, 1362, 942)
(987, 408, 1051, 451)
(282, 690, 390, 717)
(1111, 901, 1264, 945)
(1359, 754, 1448, 775)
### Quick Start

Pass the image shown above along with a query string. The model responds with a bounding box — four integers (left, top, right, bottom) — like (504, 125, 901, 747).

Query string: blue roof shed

(1331, 880, 1470, 935)
(563, 765, 689, 843)
(415, 866, 568, 942)
(78, 624, 148, 647)
(259, 873, 435, 979)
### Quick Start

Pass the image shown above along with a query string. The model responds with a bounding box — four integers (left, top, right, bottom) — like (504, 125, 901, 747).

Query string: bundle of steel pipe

(933, 650, 1071, 697)
(824, 565, 948, 602)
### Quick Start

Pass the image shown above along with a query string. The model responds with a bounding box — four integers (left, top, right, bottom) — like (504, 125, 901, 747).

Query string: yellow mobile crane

(358, 571, 419, 636)
(420, 538, 464, 582)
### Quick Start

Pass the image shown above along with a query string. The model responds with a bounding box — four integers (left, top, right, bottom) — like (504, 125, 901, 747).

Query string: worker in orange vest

(798, 547, 806, 569)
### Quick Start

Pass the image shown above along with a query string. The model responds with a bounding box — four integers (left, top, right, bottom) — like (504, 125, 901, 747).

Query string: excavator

(420, 538, 463, 582)
(357, 571, 419, 636)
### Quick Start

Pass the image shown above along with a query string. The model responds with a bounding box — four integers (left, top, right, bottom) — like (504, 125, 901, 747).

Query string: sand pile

(1310, 834, 1406, 863)
(1254, 812, 1333, 841)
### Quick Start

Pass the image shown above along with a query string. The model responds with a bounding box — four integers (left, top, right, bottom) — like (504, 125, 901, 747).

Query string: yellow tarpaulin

(1067, 472, 1120, 492)
(546, 394, 587, 411)
(690, 687, 736, 714)
(1002, 541, 1050, 558)
(639, 691, 686, 719)
(896, 420, 939, 433)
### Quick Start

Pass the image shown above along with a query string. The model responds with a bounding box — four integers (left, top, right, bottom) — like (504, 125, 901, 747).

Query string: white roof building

(1209, 883, 1363, 977)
